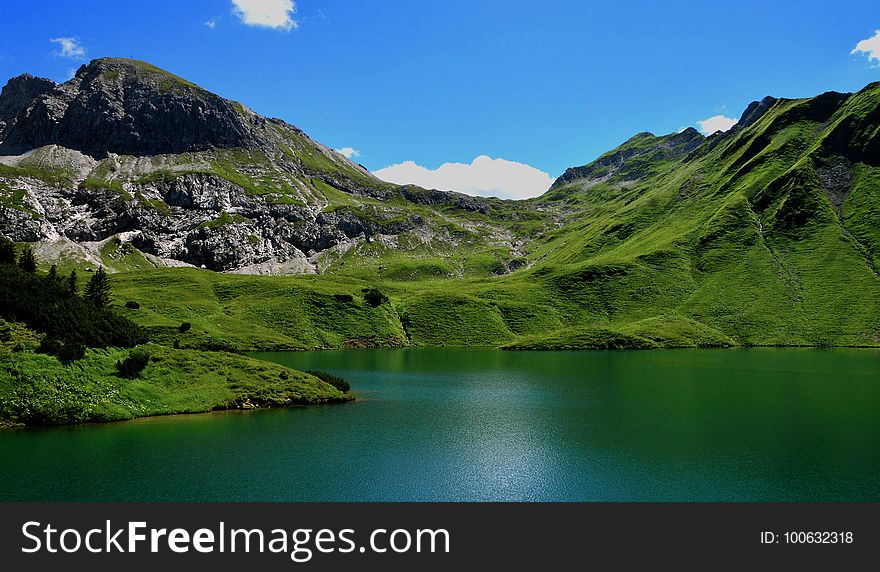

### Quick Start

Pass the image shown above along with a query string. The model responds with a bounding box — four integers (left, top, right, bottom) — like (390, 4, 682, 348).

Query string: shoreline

(0, 395, 356, 431)
(3, 344, 877, 430)
(0, 343, 354, 429)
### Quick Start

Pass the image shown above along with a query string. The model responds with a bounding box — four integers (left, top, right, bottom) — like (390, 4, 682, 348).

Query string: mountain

(517, 81, 880, 348)
(1, 58, 878, 349)
(0, 58, 527, 275)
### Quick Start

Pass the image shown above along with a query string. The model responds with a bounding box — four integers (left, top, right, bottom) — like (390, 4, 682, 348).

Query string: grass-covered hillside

(0, 244, 352, 427)
(519, 83, 880, 349)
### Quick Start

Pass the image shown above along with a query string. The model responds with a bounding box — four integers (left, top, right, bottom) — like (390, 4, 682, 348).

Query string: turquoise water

(1, 348, 878, 501)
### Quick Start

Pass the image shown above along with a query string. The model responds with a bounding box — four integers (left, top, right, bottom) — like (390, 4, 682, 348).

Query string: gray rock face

(162, 173, 259, 211)
(401, 186, 490, 214)
(0, 74, 56, 129)
(0, 59, 262, 157)
(0, 171, 438, 272)
(0, 206, 41, 242)
(737, 96, 778, 130)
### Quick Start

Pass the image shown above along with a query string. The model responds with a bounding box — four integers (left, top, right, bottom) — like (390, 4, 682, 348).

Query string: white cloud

(64, 68, 76, 81)
(336, 147, 360, 159)
(852, 30, 880, 64)
(697, 115, 737, 135)
(373, 155, 554, 200)
(205, 18, 218, 29)
(49, 37, 86, 60)
(231, 0, 297, 31)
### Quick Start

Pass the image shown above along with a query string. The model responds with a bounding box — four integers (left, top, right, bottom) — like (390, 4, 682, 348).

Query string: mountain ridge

(1, 58, 265, 157)
(1, 58, 878, 350)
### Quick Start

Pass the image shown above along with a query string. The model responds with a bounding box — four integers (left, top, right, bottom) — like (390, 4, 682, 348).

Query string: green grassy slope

(103, 82, 880, 350)
(0, 325, 351, 427)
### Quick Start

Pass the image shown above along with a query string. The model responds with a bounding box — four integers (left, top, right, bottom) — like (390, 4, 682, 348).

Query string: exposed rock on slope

(0, 74, 56, 132)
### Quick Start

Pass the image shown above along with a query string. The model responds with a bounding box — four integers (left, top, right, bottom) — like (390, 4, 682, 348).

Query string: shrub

(36, 337, 63, 356)
(361, 287, 388, 308)
(36, 337, 86, 364)
(57, 341, 86, 365)
(306, 370, 351, 393)
(333, 293, 354, 303)
(125, 300, 140, 309)
(0, 236, 15, 265)
(178, 322, 192, 333)
(116, 347, 151, 378)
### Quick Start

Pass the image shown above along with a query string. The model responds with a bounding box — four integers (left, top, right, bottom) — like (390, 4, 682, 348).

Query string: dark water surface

(1, 348, 878, 501)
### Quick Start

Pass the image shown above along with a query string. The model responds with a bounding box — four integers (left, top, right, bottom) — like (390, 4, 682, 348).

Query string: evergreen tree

(17, 246, 37, 273)
(0, 237, 15, 265)
(47, 264, 58, 283)
(84, 267, 111, 307)
(0, 250, 146, 350)
(66, 270, 78, 297)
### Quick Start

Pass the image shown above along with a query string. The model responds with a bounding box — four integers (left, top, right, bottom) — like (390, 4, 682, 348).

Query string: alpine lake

(1, 348, 878, 501)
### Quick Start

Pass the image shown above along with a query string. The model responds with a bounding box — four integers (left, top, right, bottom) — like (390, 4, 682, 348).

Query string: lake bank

(0, 343, 353, 428)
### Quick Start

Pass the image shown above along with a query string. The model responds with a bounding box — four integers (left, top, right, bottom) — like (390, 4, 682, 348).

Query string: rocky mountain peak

(737, 95, 778, 130)
(0, 58, 262, 158)
(0, 74, 56, 126)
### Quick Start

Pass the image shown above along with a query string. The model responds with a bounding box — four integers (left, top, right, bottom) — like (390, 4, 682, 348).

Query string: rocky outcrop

(736, 96, 777, 130)
(552, 127, 705, 189)
(0, 74, 56, 130)
(400, 186, 491, 214)
(0, 59, 263, 157)
(0, 169, 440, 272)
(161, 173, 260, 211)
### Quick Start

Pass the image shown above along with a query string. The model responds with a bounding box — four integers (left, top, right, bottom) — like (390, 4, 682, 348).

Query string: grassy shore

(0, 332, 351, 427)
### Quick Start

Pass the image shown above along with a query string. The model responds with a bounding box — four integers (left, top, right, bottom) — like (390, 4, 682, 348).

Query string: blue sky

(1, 0, 879, 198)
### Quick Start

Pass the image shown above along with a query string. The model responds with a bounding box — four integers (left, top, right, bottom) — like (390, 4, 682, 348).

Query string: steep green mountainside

(1, 58, 878, 349)
(517, 82, 880, 347)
